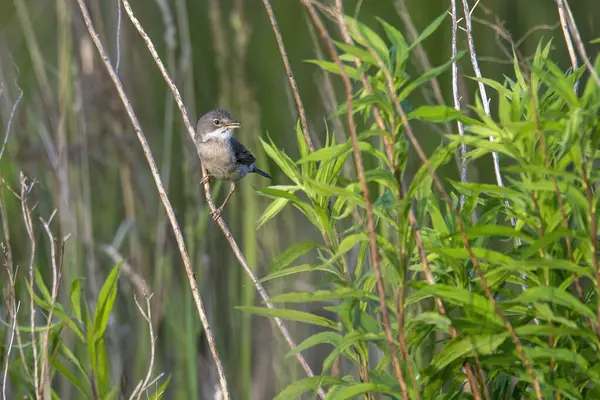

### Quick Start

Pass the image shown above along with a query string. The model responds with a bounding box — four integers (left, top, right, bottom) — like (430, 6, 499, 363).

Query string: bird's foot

(200, 175, 211, 185)
(210, 207, 223, 221)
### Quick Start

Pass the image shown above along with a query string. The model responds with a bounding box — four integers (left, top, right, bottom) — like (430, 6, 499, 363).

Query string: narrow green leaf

(525, 346, 588, 370)
(434, 246, 516, 266)
(305, 59, 362, 80)
(329, 383, 397, 400)
(35, 267, 52, 303)
(70, 278, 83, 322)
(285, 331, 342, 359)
(406, 284, 503, 326)
(407, 105, 463, 123)
(95, 338, 110, 397)
(52, 359, 90, 399)
(333, 40, 376, 65)
(398, 52, 465, 102)
(297, 143, 349, 164)
(428, 333, 508, 372)
(149, 375, 172, 400)
(273, 376, 347, 400)
(93, 263, 121, 341)
(344, 16, 389, 64)
(260, 264, 342, 283)
(269, 288, 370, 304)
(260, 137, 299, 183)
(236, 306, 340, 329)
(269, 241, 319, 272)
(408, 12, 447, 51)
(257, 198, 289, 229)
(504, 287, 596, 322)
(452, 225, 535, 243)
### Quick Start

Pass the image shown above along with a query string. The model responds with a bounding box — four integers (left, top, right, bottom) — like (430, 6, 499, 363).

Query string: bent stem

(75, 0, 231, 398)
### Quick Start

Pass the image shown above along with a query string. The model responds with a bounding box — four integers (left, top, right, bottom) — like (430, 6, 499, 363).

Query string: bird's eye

(213, 119, 222, 126)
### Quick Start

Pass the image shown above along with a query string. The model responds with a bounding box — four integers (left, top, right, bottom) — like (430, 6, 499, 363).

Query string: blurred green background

(0, 0, 598, 398)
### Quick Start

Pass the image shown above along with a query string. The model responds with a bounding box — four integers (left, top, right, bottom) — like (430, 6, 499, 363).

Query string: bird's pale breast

(197, 138, 249, 181)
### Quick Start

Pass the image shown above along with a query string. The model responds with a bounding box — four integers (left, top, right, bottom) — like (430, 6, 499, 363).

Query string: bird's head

(196, 109, 242, 142)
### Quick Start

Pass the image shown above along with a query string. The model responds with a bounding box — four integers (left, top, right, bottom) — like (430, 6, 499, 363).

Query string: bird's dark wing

(230, 137, 256, 166)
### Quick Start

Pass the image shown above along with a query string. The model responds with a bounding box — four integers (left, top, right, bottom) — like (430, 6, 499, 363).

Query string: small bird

(195, 109, 272, 220)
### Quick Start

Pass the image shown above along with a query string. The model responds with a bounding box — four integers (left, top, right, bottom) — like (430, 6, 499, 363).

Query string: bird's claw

(200, 175, 211, 185)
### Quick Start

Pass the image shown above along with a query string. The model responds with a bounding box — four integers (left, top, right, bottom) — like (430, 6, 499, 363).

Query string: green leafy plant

(242, 13, 600, 400)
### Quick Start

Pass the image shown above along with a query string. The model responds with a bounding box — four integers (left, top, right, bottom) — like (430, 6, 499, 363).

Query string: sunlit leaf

(236, 306, 340, 329)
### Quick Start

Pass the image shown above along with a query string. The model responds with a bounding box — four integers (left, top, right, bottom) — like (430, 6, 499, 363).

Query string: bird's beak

(226, 121, 242, 129)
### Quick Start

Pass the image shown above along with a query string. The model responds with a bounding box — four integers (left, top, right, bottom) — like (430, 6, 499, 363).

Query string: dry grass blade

(103, 0, 322, 394)
(561, 0, 600, 88)
(450, 0, 468, 209)
(74, 0, 231, 398)
(19, 173, 40, 399)
(129, 294, 158, 400)
(0, 76, 23, 161)
(259, 0, 314, 152)
(299, 0, 409, 396)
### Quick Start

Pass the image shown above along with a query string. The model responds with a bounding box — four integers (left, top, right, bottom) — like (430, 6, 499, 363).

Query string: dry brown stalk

(74, 0, 231, 397)
(260, 0, 315, 152)
(300, 0, 410, 396)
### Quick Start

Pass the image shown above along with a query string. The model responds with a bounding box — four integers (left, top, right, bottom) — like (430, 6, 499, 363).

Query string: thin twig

(2, 298, 19, 400)
(38, 211, 63, 398)
(131, 0, 324, 392)
(581, 161, 600, 337)
(74, 1, 231, 398)
(459, 0, 505, 190)
(333, 1, 395, 171)
(130, 294, 157, 400)
(20, 174, 39, 399)
(529, 82, 586, 311)
(0, 186, 30, 384)
(259, 0, 314, 152)
(460, 0, 527, 301)
(562, 0, 600, 88)
(115, 0, 122, 71)
(1, 248, 19, 400)
(393, 0, 452, 130)
(555, 0, 578, 89)
(302, 0, 409, 396)
(118, 0, 323, 392)
(304, 3, 473, 397)
(450, 0, 467, 209)
(0, 76, 23, 161)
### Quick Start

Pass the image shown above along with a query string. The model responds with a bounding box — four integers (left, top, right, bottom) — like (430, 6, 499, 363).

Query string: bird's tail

(251, 166, 272, 179)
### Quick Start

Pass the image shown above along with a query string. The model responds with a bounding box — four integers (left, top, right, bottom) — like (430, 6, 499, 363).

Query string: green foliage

(4, 263, 169, 399)
(247, 12, 600, 400)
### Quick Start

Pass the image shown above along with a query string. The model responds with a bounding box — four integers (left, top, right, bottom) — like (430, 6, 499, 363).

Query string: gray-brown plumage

(194, 109, 272, 219)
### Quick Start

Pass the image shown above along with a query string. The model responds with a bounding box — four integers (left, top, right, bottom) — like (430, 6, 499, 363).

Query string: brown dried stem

(529, 82, 586, 307)
(130, 294, 157, 400)
(556, 1, 577, 67)
(38, 211, 66, 398)
(560, 0, 600, 88)
(302, 2, 481, 396)
(100, 0, 323, 395)
(581, 161, 600, 336)
(260, 0, 314, 152)
(20, 174, 39, 399)
(450, 0, 468, 208)
(393, 0, 450, 124)
(300, 0, 409, 396)
(0, 77, 23, 160)
(74, 1, 230, 397)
